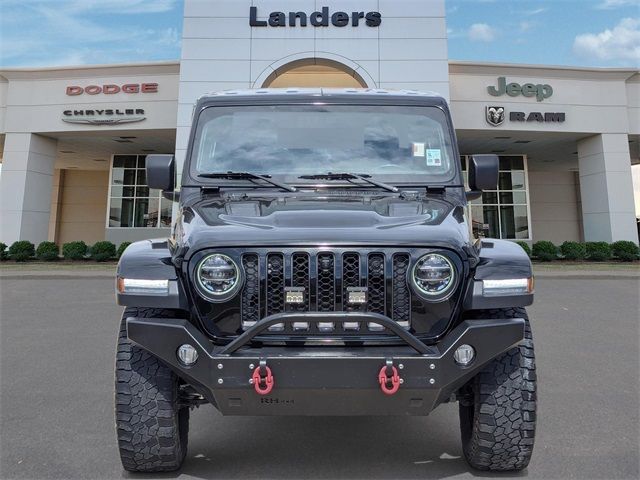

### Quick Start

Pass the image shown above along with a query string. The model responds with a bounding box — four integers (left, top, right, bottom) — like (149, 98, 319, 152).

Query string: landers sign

(249, 6, 382, 27)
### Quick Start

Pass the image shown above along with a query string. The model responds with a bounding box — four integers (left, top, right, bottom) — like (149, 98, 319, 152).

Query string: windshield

(190, 104, 458, 185)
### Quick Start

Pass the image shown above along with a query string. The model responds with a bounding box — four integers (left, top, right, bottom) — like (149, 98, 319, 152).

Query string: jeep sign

(488, 77, 553, 102)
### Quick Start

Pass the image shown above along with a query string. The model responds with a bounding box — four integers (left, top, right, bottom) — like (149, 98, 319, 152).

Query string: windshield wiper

(198, 172, 297, 192)
(298, 173, 399, 193)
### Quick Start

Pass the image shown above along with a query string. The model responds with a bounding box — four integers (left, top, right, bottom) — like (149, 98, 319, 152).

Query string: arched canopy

(253, 54, 376, 89)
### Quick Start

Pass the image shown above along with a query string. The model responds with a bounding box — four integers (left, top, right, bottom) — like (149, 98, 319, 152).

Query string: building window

(108, 155, 172, 228)
(461, 155, 531, 240)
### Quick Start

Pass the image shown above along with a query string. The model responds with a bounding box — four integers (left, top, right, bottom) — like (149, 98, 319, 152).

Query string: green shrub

(8, 240, 35, 262)
(515, 241, 531, 257)
(585, 241, 612, 261)
(0, 242, 7, 261)
(117, 242, 132, 259)
(560, 241, 586, 261)
(532, 241, 558, 262)
(36, 241, 59, 261)
(90, 241, 116, 262)
(611, 240, 639, 262)
(62, 241, 88, 261)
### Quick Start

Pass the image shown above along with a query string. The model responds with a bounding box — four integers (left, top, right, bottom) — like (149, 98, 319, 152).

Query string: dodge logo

(486, 106, 505, 127)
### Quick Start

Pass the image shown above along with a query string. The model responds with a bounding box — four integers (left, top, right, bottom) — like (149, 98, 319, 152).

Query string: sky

(0, 0, 638, 68)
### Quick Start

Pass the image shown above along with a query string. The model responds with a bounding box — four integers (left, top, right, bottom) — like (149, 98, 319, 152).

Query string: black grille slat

(291, 252, 310, 312)
(266, 253, 285, 316)
(367, 253, 386, 315)
(241, 254, 260, 326)
(342, 253, 363, 313)
(317, 253, 335, 312)
(392, 254, 411, 324)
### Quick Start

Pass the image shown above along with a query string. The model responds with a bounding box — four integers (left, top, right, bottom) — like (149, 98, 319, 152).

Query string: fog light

(454, 344, 475, 366)
(177, 344, 198, 366)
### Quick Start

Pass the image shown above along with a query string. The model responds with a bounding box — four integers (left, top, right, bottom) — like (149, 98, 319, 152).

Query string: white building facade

(1, 0, 638, 246)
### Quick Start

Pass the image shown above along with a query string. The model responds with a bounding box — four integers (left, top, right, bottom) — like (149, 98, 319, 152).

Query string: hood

(176, 194, 471, 255)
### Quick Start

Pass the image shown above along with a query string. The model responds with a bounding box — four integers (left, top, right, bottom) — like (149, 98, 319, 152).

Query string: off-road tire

(459, 307, 536, 471)
(115, 307, 189, 472)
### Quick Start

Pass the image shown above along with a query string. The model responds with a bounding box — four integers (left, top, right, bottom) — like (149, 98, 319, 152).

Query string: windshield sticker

(426, 149, 442, 167)
(412, 142, 426, 157)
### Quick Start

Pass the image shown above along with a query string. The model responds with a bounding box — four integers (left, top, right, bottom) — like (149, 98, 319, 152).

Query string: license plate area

(210, 356, 442, 415)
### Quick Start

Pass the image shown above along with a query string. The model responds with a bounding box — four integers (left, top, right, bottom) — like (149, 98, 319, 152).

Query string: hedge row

(0, 241, 131, 262)
(515, 240, 639, 262)
(1, 239, 637, 263)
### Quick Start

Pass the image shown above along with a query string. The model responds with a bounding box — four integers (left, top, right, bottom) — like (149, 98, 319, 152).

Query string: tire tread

(460, 307, 537, 471)
(115, 307, 188, 472)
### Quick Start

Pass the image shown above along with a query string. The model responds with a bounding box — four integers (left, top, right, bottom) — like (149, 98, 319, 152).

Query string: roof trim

(0, 60, 180, 82)
(449, 60, 639, 82)
(449, 59, 638, 74)
(0, 60, 180, 74)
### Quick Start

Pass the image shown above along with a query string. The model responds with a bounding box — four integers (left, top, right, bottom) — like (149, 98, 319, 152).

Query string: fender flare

(116, 239, 189, 310)
(464, 239, 534, 310)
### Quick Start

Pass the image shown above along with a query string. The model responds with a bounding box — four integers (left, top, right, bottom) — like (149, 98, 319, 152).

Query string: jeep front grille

(240, 249, 412, 333)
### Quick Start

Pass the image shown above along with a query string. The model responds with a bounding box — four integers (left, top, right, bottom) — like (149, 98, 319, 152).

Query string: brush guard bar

(126, 312, 525, 416)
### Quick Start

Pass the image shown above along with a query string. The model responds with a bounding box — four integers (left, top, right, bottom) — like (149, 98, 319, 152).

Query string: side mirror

(162, 190, 180, 203)
(466, 154, 499, 200)
(146, 155, 175, 192)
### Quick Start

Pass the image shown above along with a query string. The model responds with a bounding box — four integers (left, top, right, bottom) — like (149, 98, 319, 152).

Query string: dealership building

(1, 0, 638, 247)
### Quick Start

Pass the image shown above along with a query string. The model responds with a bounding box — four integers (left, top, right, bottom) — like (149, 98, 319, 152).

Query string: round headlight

(196, 254, 241, 299)
(412, 253, 456, 298)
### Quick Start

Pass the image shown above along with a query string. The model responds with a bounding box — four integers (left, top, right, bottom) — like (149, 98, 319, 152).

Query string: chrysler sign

(62, 108, 146, 125)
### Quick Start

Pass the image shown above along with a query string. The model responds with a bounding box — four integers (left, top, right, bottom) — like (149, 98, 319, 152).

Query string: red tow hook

(252, 363, 274, 395)
(378, 362, 401, 395)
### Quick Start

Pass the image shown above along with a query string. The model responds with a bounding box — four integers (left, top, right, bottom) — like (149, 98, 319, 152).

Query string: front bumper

(126, 312, 524, 416)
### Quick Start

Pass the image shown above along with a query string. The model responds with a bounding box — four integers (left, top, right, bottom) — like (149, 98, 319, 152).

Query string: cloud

(573, 17, 640, 64)
(447, 27, 467, 39)
(156, 27, 180, 48)
(69, 0, 178, 14)
(1, 0, 178, 14)
(519, 21, 536, 32)
(468, 23, 497, 42)
(525, 8, 547, 15)
(596, 0, 638, 9)
(0, 0, 181, 67)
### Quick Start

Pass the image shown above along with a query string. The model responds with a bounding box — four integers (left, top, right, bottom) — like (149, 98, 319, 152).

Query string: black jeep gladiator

(115, 88, 536, 473)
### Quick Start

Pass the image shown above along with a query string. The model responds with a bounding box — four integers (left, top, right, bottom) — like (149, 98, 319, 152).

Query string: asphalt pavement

(1, 273, 638, 479)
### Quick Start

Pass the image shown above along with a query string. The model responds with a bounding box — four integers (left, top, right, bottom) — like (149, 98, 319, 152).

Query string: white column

(0, 133, 57, 244)
(577, 134, 638, 244)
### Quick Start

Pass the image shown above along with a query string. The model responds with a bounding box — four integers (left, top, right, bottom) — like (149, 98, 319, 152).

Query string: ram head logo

(486, 106, 505, 127)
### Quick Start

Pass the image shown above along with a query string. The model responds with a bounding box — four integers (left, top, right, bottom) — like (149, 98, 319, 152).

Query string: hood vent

(225, 202, 261, 217)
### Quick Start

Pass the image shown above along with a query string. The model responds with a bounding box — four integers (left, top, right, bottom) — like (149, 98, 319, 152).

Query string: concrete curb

(0, 270, 115, 278)
(534, 269, 639, 279)
(2, 267, 638, 279)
